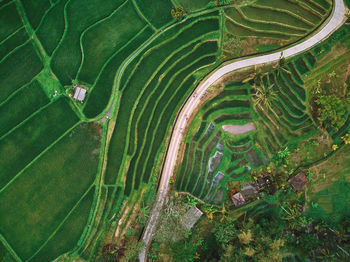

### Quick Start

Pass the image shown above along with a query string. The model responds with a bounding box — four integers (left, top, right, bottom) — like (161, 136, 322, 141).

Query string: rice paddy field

(0, 0, 341, 260)
(175, 22, 350, 205)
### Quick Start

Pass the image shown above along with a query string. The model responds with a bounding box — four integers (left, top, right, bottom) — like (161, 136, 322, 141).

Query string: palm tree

(275, 54, 291, 76)
(253, 80, 280, 128)
(253, 81, 278, 112)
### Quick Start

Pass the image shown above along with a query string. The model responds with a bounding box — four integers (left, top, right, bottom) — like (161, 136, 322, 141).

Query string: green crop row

(0, 123, 100, 260)
(30, 187, 95, 262)
(256, 0, 322, 24)
(51, 0, 125, 86)
(0, 98, 78, 189)
(83, 26, 154, 118)
(134, 0, 174, 29)
(141, 56, 217, 187)
(36, 0, 68, 55)
(178, 0, 210, 12)
(0, 80, 49, 137)
(0, 27, 28, 61)
(104, 17, 219, 186)
(0, 41, 43, 103)
(239, 5, 312, 30)
(202, 100, 251, 120)
(127, 39, 204, 156)
(133, 55, 217, 192)
(225, 7, 307, 36)
(21, 0, 50, 29)
(193, 131, 221, 197)
(214, 113, 252, 124)
(78, 1, 146, 85)
(0, 2, 23, 42)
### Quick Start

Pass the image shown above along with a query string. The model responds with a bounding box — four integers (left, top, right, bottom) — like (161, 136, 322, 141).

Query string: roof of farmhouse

(289, 172, 309, 191)
(181, 206, 203, 230)
(73, 86, 86, 102)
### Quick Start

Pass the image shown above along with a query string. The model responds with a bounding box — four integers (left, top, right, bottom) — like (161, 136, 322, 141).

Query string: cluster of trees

(171, 6, 185, 21)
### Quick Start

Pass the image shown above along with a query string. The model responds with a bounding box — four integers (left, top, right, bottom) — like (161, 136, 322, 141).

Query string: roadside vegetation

(146, 20, 350, 261)
(0, 0, 345, 261)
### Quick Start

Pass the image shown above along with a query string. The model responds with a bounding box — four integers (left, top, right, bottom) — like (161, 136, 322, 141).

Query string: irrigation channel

(137, 0, 347, 260)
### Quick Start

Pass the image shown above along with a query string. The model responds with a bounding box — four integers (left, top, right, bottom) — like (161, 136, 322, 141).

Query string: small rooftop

(231, 192, 245, 207)
(181, 206, 203, 230)
(289, 172, 308, 191)
(241, 183, 258, 198)
(73, 86, 87, 102)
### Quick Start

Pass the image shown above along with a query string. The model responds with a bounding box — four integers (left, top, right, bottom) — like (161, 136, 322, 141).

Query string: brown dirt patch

(222, 122, 255, 135)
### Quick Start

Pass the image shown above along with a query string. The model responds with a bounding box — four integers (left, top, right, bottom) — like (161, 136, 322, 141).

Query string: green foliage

(316, 94, 349, 129)
(170, 239, 200, 262)
(212, 221, 237, 245)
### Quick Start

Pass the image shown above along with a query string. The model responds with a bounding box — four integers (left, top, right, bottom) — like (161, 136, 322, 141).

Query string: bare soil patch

(222, 122, 255, 135)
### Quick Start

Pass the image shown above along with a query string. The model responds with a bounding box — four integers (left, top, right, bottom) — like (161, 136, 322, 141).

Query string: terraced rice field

(223, 0, 332, 59)
(104, 14, 220, 194)
(176, 50, 324, 205)
(0, 0, 336, 260)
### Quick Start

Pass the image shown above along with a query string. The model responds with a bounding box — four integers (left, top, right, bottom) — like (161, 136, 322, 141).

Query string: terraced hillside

(104, 13, 220, 195)
(0, 0, 336, 260)
(176, 50, 326, 205)
(223, 0, 332, 59)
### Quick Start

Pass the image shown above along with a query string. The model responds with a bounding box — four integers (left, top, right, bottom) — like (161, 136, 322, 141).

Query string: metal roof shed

(73, 87, 86, 102)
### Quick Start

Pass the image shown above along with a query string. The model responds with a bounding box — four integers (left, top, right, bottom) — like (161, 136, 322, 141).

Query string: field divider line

(0, 38, 32, 65)
(104, 14, 219, 122)
(252, 4, 316, 27)
(0, 234, 22, 262)
(0, 76, 38, 107)
(0, 25, 25, 46)
(236, 6, 309, 32)
(128, 32, 217, 157)
(0, 0, 17, 10)
(118, 16, 215, 93)
(131, 0, 157, 31)
(82, 25, 150, 104)
(0, 100, 54, 141)
(78, 186, 107, 255)
(139, 55, 217, 186)
(218, 9, 224, 57)
(15, 0, 50, 66)
(76, 0, 129, 79)
(294, 0, 325, 18)
(124, 36, 210, 157)
(225, 14, 304, 38)
(104, 19, 219, 186)
(26, 184, 95, 261)
(307, 0, 329, 13)
(49, 0, 72, 58)
(191, 132, 215, 195)
(33, 0, 57, 35)
(194, 130, 224, 197)
(132, 52, 217, 189)
(0, 121, 81, 194)
(279, 71, 307, 105)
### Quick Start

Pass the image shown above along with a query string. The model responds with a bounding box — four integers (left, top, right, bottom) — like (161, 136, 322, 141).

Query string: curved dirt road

(140, 0, 347, 260)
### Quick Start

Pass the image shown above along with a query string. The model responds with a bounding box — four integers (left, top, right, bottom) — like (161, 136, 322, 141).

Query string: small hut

(289, 172, 308, 191)
(181, 206, 203, 230)
(73, 86, 87, 102)
(231, 192, 245, 207)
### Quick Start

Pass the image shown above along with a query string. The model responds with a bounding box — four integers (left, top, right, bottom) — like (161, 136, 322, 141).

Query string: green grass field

(0, 42, 43, 103)
(0, 80, 50, 137)
(0, 123, 100, 260)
